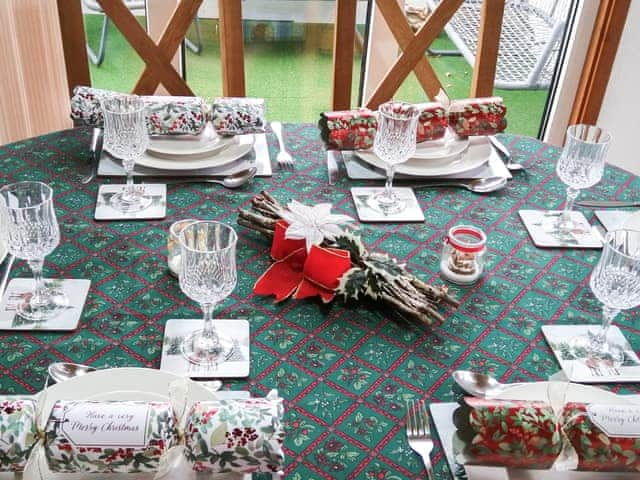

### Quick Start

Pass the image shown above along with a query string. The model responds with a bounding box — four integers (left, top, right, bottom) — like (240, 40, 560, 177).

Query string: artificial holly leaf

(336, 267, 366, 301)
(333, 233, 367, 263)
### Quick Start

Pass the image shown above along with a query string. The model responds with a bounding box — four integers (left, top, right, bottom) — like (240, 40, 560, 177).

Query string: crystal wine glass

(0, 181, 68, 321)
(178, 221, 238, 365)
(370, 101, 420, 214)
(571, 229, 640, 366)
(551, 124, 610, 235)
(101, 94, 151, 213)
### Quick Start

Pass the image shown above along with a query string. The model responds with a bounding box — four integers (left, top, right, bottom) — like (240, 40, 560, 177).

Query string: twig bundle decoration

(238, 192, 459, 326)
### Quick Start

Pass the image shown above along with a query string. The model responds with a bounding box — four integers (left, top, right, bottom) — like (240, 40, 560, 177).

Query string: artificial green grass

(86, 16, 548, 137)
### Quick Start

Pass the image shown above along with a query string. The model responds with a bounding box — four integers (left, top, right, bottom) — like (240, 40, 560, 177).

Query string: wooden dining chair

(331, 0, 504, 110)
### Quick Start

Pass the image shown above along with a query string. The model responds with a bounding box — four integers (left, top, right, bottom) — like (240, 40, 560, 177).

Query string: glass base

(368, 189, 406, 215)
(17, 287, 69, 322)
(541, 211, 589, 237)
(569, 329, 625, 368)
(109, 187, 152, 213)
(181, 329, 235, 366)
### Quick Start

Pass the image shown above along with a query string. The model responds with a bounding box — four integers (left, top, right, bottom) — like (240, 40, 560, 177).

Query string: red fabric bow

(254, 221, 352, 303)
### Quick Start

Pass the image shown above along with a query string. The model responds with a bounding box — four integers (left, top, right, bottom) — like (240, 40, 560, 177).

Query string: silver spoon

(489, 135, 524, 171)
(162, 167, 257, 189)
(411, 176, 507, 193)
(48, 362, 97, 384)
(453, 370, 527, 398)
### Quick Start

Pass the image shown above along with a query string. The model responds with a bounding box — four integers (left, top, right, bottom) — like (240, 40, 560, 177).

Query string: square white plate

(95, 184, 166, 221)
(351, 187, 425, 222)
(161, 319, 250, 378)
(0, 278, 90, 330)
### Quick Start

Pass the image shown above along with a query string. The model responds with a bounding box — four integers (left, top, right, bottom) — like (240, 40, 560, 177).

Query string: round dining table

(0, 125, 639, 480)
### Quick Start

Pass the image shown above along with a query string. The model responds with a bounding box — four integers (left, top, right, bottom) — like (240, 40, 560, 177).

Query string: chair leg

(87, 15, 110, 66)
(185, 16, 203, 55)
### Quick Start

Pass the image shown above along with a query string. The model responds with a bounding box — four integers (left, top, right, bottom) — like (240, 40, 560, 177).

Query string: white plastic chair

(424, 0, 572, 89)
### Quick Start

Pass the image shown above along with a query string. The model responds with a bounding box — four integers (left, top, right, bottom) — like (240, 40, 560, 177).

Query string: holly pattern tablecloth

(1, 125, 640, 479)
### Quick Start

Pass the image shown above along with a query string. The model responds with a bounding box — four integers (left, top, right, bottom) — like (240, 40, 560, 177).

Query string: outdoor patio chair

(424, 0, 572, 89)
(82, 0, 203, 66)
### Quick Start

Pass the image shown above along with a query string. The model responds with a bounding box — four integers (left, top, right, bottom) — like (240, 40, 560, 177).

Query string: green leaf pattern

(185, 397, 284, 474)
(0, 398, 37, 472)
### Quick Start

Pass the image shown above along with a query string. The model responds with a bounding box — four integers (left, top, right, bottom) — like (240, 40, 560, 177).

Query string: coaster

(351, 187, 424, 222)
(519, 210, 602, 248)
(95, 184, 167, 220)
(0, 278, 90, 331)
(542, 325, 640, 383)
(595, 210, 634, 232)
(161, 319, 250, 378)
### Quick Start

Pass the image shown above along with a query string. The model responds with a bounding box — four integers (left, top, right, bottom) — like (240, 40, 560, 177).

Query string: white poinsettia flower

(281, 200, 354, 251)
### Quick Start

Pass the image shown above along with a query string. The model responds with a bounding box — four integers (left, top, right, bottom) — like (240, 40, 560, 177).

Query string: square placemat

(542, 324, 640, 383)
(351, 187, 424, 222)
(519, 210, 602, 248)
(161, 319, 250, 378)
(95, 184, 166, 220)
(0, 278, 90, 331)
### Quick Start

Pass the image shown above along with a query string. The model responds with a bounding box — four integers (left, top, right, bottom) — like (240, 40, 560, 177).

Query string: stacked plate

(353, 129, 497, 179)
(98, 125, 270, 177)
(139, 125, 254, 171)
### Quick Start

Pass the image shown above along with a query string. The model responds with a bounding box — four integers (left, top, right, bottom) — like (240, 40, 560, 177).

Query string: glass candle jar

(167, 219, 198, 277)
(440, 225, 487, 285)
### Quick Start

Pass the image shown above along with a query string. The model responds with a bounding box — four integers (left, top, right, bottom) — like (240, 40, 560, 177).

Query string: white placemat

(98, 133, 272, 177)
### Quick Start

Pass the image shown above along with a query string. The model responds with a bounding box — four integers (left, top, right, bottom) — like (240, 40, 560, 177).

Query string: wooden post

(570, 0, 631, 125)
(56, 0, 91, 95)
(470, 0, 504, 97)
(331, 0, 357, 110)
(219, 0, 245, 96)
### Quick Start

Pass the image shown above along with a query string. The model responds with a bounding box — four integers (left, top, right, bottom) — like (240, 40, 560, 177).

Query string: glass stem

(384, 165, 396, 198)
(200, 303, 220, 347)
(593, 305, 619, 349)
(560, 187, 579, 225)
(123, 159, 135, 200)
(27, 259, 45, 305)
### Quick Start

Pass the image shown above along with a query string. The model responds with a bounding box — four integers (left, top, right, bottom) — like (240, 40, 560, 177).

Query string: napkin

(319, 103, 448, 150)
(184, 392, 284, 474)
(447, 97, 507, 137)
(70, 86, 208, 135)
(44, 400, 178, 473)
(210, 97, 266, 135)
(454, 397, 640, 473)
(0, 397, 37, 472)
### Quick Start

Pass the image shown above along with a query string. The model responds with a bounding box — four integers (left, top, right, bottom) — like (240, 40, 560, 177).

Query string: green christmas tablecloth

(1, 125, 639, 479)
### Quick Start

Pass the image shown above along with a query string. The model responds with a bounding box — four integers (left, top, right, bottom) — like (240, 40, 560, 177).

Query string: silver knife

(81, 127, 103, 184)
(576, 200, 640, 208)
(327, 150, 340, 185)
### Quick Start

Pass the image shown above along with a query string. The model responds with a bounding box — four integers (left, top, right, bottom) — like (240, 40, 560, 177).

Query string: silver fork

(406, 399, 435, 480)
(271, 121, 294, 170)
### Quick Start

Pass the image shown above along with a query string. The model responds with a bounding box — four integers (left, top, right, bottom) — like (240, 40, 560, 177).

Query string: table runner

(1, 125, 639, 479)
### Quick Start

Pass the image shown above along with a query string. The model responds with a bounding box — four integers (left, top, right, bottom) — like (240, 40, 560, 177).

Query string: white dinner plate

(413, 128, 469, 160)
(147, 128, 234, 159)
(40, 367, 223, 415)
(136, 135, 254, 171)
(356, 136, 491, 177)
(622, 210, 640, 231)
(21, 368, 251, 480)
